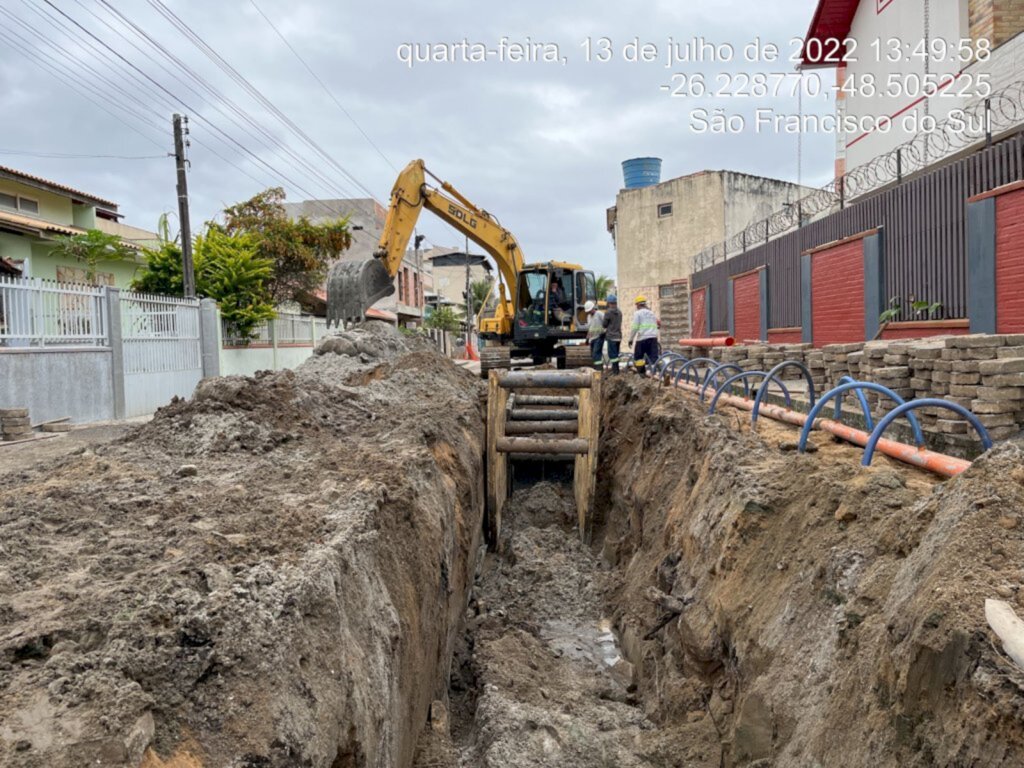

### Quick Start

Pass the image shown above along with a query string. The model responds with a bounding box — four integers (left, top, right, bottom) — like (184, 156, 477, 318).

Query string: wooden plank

(986, 599, 1024, 671)
(485, 371, 509, 549)
(573, 373, 601, 541)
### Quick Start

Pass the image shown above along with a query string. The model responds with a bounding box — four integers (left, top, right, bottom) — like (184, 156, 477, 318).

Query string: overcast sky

(0, 0, 833, 278)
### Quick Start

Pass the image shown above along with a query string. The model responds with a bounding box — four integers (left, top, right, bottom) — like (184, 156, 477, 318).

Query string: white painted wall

(843, 0, 971, 169)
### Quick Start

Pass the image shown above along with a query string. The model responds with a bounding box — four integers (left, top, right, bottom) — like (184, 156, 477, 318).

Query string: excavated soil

(0, 322, 486, 768)
(598, 375, 1024, 767)
(5, 338, 1024, 768)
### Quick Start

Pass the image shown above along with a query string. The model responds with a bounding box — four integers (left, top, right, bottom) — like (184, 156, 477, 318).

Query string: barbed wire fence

(693, 78, 1024, 272)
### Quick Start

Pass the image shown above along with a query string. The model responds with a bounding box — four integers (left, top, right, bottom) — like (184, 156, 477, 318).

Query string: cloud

(0, 0, 828, 278)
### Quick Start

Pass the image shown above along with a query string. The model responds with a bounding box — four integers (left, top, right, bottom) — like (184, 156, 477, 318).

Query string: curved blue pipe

(675, 357, 718, 387)
(835, 375, 875, 431)
(709, 371, 792, 414)
(700, 363, 745, 402)
(751, 361, 817, 425)
(862, 399, 992, 466)
(797, 381, 926, 453)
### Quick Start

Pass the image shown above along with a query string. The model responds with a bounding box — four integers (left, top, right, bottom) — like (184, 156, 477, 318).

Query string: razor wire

(693, 78, 1024, 272)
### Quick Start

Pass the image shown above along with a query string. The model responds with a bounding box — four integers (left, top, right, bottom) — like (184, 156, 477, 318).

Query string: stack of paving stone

(805, 349, 827, 394)
(821, 343, 864, 389)
(970, 336, 1024, 441)
(739, 345, 767, 372)
(869, 343, 914, 422)
(1, 408, 32, 441)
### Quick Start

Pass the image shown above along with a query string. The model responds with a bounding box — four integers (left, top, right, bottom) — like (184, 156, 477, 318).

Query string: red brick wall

(811, 239, 864, 346)
(996, 187, 1024, 332)
(768, 329, 803, 344)
(732, 272, 761, 342)
(691, 288, 707, 338)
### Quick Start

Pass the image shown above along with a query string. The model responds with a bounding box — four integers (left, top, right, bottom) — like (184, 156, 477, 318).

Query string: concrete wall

(0, 348, 114, 424)
(220, 344, 315, 377)
(613, 170, 808, 337)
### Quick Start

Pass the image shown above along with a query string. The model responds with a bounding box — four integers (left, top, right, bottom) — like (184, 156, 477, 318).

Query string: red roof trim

(800, 0, 861, 67)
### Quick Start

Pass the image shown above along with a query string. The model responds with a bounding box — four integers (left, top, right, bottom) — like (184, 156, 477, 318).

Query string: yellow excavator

(326, 159, 598, 375)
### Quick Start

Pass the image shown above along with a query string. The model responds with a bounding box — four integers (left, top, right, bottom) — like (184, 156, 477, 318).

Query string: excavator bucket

(326, 258, 395, 326)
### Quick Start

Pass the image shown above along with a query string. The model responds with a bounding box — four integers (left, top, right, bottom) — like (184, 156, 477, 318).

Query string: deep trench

(411, 397, 722, 768)
(407, 372, 1024, 768)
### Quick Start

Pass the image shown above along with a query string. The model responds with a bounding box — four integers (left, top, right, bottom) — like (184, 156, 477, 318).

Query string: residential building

(607, 168, 810, 336)
(800, 0, 1024, 178)
(282, 197, 430, 325)
(0, 165, 150, 286)
(425, 247, 494, 313)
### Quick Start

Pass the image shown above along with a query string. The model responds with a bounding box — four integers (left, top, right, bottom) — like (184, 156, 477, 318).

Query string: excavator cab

(512, 265, 594, 340)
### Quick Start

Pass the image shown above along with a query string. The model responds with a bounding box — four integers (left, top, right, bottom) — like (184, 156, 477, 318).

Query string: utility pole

(172, 114, 195, 299)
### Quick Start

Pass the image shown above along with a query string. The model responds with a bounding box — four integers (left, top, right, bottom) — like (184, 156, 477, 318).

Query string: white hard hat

(584, 300, 596, 312)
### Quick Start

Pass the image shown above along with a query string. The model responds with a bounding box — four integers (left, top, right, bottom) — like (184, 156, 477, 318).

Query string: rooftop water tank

(622, 157, 662, 189)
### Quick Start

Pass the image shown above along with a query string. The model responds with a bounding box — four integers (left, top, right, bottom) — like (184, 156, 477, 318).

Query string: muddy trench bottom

(413, 462, 720, 768)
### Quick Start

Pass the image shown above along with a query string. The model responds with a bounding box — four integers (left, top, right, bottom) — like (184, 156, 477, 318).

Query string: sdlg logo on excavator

(448, 204, 478, 229)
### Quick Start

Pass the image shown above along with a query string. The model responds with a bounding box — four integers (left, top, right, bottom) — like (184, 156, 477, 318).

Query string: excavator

(326, 159, 598, 375)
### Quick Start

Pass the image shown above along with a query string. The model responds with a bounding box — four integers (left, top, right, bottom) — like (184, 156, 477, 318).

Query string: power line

(33, 0, 343, 212)
(247, 0, 398, 173)
(0, 149, 166, 160)
(86, 0, 365, 207)
(146, 0, 381, 202)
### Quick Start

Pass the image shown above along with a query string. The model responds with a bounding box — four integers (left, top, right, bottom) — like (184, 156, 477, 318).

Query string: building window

(0, 192, 15, 210)
(18, 197, 38, 214)
(658, 202, 673, 218)
(659, 285, 674, 298)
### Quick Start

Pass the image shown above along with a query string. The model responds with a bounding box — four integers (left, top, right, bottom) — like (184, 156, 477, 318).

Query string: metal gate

(120, 292, 202, 418)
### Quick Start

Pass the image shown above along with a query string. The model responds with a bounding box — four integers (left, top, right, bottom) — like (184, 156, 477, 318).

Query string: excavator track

(563, 345, 594, 369)
(480, 346, 511, 379)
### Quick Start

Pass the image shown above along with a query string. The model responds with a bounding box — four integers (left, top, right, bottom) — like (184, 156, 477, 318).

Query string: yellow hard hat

(634, 295, 648, 305)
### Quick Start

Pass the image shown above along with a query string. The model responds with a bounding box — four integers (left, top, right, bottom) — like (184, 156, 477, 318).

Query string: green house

(0, 165, 155, 287)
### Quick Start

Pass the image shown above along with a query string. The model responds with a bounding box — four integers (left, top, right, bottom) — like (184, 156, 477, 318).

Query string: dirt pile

(0, 322, 486, 768)
(599, 375, 1024, 767)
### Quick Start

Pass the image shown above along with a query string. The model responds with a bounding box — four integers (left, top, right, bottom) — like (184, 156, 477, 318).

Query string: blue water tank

(622, 157, 662, 189)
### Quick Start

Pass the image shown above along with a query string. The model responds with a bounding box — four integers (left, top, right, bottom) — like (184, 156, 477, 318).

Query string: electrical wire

(0, 149, 167, 159)
(247, 0, 398, 173)
(146, 0, 381, 201)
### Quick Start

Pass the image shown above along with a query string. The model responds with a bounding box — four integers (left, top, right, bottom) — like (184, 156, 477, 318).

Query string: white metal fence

(0, 275, 108, 347)
(221, 311, 321, 347)
(119, 292, 202, 418)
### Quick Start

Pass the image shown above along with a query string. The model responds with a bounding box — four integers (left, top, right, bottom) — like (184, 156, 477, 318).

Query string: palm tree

(469, 277, 494, 315)
(595, 274, 615, 300)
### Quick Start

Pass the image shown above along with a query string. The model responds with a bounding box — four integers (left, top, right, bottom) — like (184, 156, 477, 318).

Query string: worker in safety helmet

(628, 295, 660, 375)
(584, 300, 605, 371)
(602, 295, 623, 374)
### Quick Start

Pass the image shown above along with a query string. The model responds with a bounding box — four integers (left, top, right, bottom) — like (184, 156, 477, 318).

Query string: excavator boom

(327, 159, 526, 325)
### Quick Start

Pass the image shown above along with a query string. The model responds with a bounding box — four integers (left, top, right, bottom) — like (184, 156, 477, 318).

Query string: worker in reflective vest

(628, 295, 660, 375)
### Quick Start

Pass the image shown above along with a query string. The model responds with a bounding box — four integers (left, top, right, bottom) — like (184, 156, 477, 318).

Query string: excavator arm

(327, 159, 525, 325)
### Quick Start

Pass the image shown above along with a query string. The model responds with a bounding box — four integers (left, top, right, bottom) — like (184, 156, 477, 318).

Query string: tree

(50, 229, 136, 283)
(221, 188, 352, 303)
(468, 277, 494, 316)
(425, 305, 461, 333)
(595, 274, 615, 301)
(133, 226, 276, 340)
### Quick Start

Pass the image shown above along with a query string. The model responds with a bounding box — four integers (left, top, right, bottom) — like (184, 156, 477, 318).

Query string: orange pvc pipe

(670, 378, 971, 478)
(678, 337, 735, 347)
